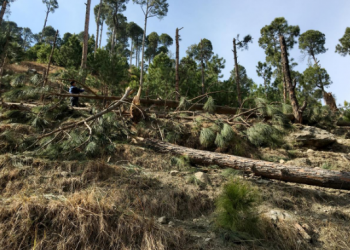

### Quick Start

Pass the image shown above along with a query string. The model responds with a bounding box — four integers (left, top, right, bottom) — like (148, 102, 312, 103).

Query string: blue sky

(7, 0, 350, 105)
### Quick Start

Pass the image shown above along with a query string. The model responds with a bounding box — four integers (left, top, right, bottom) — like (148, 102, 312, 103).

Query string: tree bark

(140, 138, 350, 190)
(81, 0, 91, 86)
(0, 0, 7, 27)
(175, 28, 183, 102)
(99, 21, 103, 49)
(312, 54, 338, 111)
(280, 35, 304, 123)
(94, 0, 103, 58)
(233, 38, 241, 106)
(110, 26, 116, 56)
(129, 39, 133, 66)
(139, 13, 148, 90)
(40, 30, 59, 102)
(200, 39, 205, 95)
(40, 8, 50, 43)
(81, 0, 91, 69)
(0, 34, 9, 97)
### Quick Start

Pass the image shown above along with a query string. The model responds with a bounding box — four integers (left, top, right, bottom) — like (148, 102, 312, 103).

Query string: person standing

(69, 81, 85, 107)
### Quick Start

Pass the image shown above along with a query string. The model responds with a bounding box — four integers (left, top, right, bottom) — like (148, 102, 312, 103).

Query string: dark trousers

(70, 97, 79, 107)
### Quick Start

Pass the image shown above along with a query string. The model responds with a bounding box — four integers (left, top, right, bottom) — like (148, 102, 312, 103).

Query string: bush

(215, 179, 259, 235)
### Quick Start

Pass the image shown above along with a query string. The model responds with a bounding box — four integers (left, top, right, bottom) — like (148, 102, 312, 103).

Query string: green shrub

(215, 179, 259, 235)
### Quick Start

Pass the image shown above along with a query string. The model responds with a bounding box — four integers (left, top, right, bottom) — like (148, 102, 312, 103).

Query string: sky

(6, 0, 350, 105)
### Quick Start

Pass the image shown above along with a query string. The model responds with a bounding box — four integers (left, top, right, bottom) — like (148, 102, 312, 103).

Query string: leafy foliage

(335, 27, 350, 57)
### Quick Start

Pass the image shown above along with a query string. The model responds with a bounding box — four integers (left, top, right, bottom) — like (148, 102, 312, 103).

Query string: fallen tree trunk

(139, 138, 350, 190)
(48, 93, 241, 115)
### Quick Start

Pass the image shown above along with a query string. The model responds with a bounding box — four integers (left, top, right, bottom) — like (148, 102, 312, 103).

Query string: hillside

(0, 63, 350, 250)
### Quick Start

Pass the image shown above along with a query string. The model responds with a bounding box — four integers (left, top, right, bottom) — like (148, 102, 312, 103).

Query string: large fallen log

(49, 93, 241, 115)
(140, 138, 350, 190)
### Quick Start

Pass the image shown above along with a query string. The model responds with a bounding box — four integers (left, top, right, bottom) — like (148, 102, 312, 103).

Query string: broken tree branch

(38, 87, 132, 139)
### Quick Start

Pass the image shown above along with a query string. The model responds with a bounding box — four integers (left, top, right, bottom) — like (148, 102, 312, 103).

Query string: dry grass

(0, 192, 185, 250)
(0, 155, 214, 250)
(5, 61, 65, 75)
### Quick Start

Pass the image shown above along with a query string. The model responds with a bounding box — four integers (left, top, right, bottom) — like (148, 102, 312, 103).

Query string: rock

(265, 210, 292, 223)
(307, 149, 314, 153)
(27, 69, 37, 74)
(170, 170, 180, 176)
(158, 216, 169, 224)
(286, 158, 312, 166)
(194, 172, 209, 184)
(168, 221, 175, 227)
(257, 179, 270, 184)
(279, 159, 285, 164)
(288, 126, 336, 148)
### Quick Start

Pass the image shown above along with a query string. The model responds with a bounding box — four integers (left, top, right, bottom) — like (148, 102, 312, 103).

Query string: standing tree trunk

(0, 0, 7, 27)
(312, 54, 338, 111)
(233, 38, 241, 106)
(282, 72, 287, 103)
(81, 0, 91, 68)
(137, 13, 148, 97)
(40, 8, 51, 43)
(110, 27, 116, 56)
(81, 0, 91, 85)
(99, 21, 103, 49)
(200, 39, 205, 95)
(41, 30, 59, 102)
(280, 35, 305, 123)
(129, 39, 133, 66)
(94, 0, 102, 58)
(0, 34, 9, 98)
(175, 27, 183, 102)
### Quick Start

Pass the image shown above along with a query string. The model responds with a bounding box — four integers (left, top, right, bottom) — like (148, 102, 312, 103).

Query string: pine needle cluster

(200, 121, 235, 148)
(215, 179, 259, 234)
(203, 96, 216, 113)
(303, 106, 337, 129)
(247, 123, 283, 148)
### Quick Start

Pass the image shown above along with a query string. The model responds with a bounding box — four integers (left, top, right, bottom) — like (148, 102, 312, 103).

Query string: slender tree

(299, 30, 337, 110)
(40, 0, 59, 43)
(126, 21, 143, 66)
(0, 0, 15, 26)
(20, 27, 34, 51)
(259, 17, 300, 103)
(105, 0, 129, 55)
(145, 31, 159, 64)
(232, 34, 252, 106)
(335, 27, 350, 57)
(187, 38, 213, 95)
(299, 30, 327, 65)
(280, 35, 306, 123)
(81, 0, 91, 86)
(132, 0, 169, 101)
(175, 27, 183, 101)
(158, 32, 173, 54)
(256, 61, 272, 98)
(94, 0, 103, 58)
